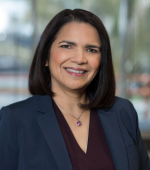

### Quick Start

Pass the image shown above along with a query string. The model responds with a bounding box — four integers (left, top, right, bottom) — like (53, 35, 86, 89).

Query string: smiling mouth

(64, 68, 87, 74)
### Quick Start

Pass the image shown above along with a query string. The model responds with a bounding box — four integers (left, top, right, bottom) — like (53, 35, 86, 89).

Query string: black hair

(29, 8, 116, 110)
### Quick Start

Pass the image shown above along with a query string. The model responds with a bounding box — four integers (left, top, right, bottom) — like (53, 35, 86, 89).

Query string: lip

(64, 67, 87, 71)
(65, 68, 87, 77)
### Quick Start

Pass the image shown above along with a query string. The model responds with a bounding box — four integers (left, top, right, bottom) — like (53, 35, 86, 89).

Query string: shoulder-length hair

(29, 8, 116, 110)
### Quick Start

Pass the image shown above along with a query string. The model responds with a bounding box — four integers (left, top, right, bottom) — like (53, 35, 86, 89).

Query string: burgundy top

(52, 98, 116, 170)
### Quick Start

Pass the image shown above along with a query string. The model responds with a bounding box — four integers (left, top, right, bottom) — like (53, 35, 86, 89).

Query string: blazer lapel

(35, 92, 129, 170)
(97, 109, 129, 170)
(36, 95, 73, 170)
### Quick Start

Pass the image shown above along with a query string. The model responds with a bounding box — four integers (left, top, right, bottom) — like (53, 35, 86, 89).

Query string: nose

(70, 49, 88, 64)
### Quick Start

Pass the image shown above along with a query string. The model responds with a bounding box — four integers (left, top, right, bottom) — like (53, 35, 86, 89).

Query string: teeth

(65, 68, 85, 74)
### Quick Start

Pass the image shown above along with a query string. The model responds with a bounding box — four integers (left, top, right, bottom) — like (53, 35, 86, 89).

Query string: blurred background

(0, 0, 150, 154)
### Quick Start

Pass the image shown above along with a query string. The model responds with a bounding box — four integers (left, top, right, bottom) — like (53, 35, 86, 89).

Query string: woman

(0, 9, 149, 170)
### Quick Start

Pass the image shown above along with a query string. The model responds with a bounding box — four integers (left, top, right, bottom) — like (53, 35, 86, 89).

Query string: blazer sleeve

(0, 106, 18, 170)
(128, 100, 150, 170)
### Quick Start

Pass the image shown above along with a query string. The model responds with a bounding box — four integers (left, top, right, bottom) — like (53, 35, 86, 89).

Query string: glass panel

(0, 0, 150, 132)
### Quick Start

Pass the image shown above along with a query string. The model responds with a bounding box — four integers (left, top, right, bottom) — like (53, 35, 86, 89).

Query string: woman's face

(46, 22, 101, 92)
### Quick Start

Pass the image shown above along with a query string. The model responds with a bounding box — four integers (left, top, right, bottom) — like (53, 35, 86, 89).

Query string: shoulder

(108, 96, 138, 129)
(1, 95, 37, 111)
(110, 96, 136, 119)
(111, 96, 133, 110)
(110, 96, 138, 138)
(0, 95, 44, 120)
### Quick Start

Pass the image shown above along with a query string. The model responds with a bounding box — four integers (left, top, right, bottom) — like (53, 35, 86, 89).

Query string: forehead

(55, 22, 101, 44)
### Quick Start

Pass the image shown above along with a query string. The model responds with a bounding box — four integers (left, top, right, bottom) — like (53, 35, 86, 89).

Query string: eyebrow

(58, 40, 101, 50)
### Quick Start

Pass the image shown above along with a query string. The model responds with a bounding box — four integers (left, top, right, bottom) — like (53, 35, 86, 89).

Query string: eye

(61, 45, 71, 48)
(87, 49, 98, 53)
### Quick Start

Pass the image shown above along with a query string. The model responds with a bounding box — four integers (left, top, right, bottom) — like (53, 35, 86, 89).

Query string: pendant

(77, 120, 82, 126)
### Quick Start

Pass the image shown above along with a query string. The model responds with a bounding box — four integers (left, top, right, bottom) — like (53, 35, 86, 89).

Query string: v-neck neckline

(78, 110, 91, 155)
(68, 109, 91, 155)
(52, 98, 91, 155)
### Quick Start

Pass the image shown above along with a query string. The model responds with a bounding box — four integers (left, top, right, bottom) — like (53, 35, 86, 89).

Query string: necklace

(54, 101, 84, 126)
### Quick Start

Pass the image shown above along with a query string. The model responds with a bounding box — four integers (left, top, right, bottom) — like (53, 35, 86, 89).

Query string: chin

(66, 84, 87, 91)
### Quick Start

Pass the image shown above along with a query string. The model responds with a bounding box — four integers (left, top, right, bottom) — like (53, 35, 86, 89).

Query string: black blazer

(0, 92, 150, 170)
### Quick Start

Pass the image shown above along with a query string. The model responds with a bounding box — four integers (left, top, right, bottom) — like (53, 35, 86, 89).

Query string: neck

(51, 84, 89, 116)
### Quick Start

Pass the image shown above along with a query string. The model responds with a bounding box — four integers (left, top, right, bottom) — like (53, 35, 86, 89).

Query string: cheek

(49, 50, 65, 69)
(89, 56, 101, 72)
